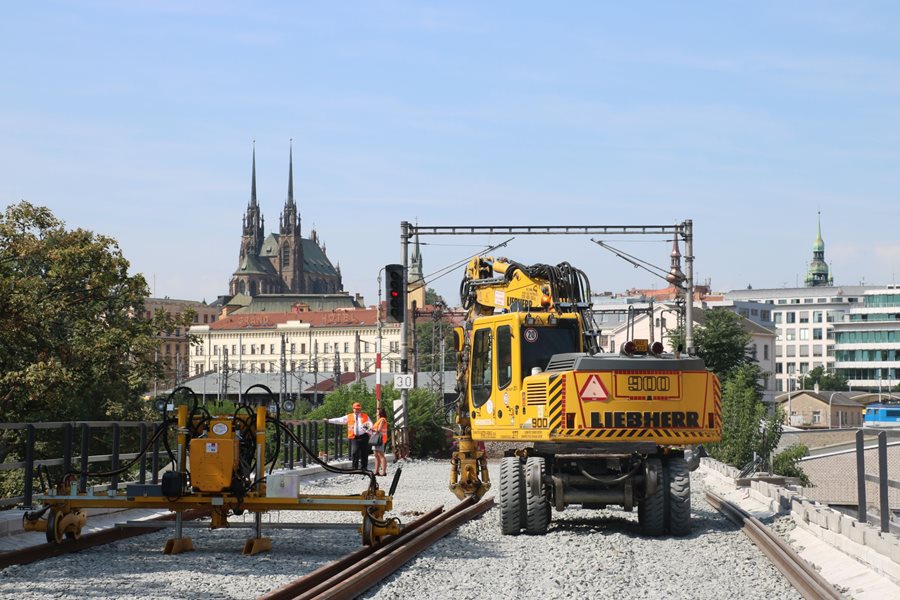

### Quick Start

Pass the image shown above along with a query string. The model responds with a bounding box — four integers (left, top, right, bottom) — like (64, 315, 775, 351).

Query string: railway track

(705, 490, 842, 600)
(261, 496, 494, 600)
(0, 508, 211, 569)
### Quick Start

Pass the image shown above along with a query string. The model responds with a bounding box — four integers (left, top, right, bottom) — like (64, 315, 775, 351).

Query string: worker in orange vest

(325, 402, 372, 470)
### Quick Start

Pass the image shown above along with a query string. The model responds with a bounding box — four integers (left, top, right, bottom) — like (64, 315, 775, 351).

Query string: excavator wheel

(638, 458, 665, 537)
(524, 457, 551, 535)
(666, 457, 692, 536)
(499, 456, 524, 535)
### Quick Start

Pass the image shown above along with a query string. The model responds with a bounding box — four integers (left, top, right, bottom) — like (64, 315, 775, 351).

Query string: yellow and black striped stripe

(547, 374, 564, 431)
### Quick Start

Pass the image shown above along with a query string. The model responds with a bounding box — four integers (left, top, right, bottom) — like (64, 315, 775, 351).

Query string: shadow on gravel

(548, 510, 735, 540)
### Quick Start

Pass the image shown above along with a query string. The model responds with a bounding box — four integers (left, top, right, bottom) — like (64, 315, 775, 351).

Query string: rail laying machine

(23, 387, 400, 554)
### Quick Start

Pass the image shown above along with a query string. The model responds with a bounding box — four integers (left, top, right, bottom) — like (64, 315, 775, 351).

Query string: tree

(0, 202, 191, 462)
(798, 366, 848, 391)
(707, 363, 782, 469)
(668, 308, 753, 379)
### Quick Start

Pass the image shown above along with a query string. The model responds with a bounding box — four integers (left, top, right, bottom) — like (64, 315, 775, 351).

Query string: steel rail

(705, 491, 842, 600)
(0, 508, 211, 569)
(261, 496, 494, 600)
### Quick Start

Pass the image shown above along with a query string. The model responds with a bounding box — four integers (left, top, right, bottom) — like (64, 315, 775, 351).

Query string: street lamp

(787, 374, 798, 427)
(828, 390, 839, 429)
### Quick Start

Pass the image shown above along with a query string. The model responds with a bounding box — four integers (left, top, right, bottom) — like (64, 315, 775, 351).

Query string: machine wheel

(638, 458, 665, 537)
(46, 510, 64, 544)
(499, 456, 524, 535)
(666, 457, 692, 536)
(524, 457, 551, 535)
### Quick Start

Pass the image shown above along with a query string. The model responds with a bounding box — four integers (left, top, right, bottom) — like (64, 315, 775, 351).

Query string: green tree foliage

(798, 366, 849, 392)
(694, 309, 753, 378)
(306, 382, 450, 457)
(414, 289, 458, 372)
(667, 309, 752, 378)
(0, 202, 192, 461)
(773, 444, 811, 486)
(708, 363, 782, 469)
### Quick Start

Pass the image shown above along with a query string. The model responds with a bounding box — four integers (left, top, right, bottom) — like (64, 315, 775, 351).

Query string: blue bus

(864, 404, 900, 428)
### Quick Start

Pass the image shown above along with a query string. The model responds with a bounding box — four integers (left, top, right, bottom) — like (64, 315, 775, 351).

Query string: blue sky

(3, 1, 899, 305)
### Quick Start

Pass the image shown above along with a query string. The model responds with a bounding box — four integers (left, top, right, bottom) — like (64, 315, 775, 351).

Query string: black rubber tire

(638, 458, 665, 537)
(499, 456, 524, 535)
(667, 457, 692, 536)
(524, 457, 551, 535)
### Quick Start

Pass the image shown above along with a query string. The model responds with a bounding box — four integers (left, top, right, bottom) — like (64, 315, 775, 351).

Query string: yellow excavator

(448, 256, 721, 536)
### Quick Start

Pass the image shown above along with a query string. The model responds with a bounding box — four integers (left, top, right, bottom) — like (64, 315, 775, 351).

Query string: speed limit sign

(394, 373, 414, 389)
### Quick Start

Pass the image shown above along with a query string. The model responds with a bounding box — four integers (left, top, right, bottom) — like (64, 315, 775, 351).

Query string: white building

(833, 287, 900, 391)
(725, 285, 876, 392)
(189, 308, 402, 380)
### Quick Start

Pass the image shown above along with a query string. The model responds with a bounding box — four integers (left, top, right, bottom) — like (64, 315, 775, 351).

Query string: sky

(3, 1, 900, 306)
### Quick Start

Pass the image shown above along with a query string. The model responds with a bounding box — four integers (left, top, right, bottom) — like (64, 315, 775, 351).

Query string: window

(799, 345, 809, 357)
(786, 346, 796, 357)
(764, 344, 769, 360)
(799, 329, 809, 340)
(301, 343, 306, 354)
(786, 330, 796, 341)
(231, 344, 237, 355)
(761, 310, 771, 321)
(786, 312, 796, 324)
(804, 298, 814, 304)
(775, 362, 783, 373)
(799, 311, 809, 323)
(471, 328, 493, 407)
(497, 325, 512, 389)
(812, 410, 821, 424)
(270, 344, 275, 354)
(344, 342, 350, 353)
(251, 345, 256, 355)
(813, 328, 823, 340)
(813, 345, 823, 357)
(778, 299, 787, 304)
(241, 345, 246, 355)
(774, 313, 782, 324)
(214, 346, 219, 356)
(290, 343, 296, 353)
(813, 311, 823, 323)
(204, 314, 209, 324)
(324, 343, 331, 353)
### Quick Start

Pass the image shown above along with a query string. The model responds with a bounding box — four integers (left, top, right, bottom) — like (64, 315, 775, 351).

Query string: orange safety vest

(347, 412, 371, 439)
(372, 417, 388, 444)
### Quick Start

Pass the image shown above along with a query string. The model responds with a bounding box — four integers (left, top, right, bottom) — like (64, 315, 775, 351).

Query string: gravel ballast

(0, 460, 801, 600)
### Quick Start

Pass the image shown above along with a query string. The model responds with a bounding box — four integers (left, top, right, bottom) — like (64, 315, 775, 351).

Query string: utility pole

(398, 221, 411, 459)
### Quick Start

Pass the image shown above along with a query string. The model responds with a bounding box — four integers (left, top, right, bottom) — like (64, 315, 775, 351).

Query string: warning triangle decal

(579, 374, 609, 401)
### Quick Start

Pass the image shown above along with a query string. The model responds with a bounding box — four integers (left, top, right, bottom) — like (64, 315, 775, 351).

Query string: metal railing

(1, 419, 374, 510)
(855, 428, 900, 533)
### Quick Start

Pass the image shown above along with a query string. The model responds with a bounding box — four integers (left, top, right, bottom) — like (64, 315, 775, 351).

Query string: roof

(300, 238, 339, 277)
(233, 252, 277, 276)
(235, 293, 361, 313)
(774, 391, 864, 408)
(209, 307, 383, 330)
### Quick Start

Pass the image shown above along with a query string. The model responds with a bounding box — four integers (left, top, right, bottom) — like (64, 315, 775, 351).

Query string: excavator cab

(465, 312, 582, 439)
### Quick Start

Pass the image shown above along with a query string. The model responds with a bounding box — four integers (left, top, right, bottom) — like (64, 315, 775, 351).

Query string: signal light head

(650, 341, 665, 356)
(622, 340, 636, 356)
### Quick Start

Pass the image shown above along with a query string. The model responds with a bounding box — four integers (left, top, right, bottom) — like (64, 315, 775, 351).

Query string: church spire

(805, 211, 832, 287)
(287, 139, 294, 208)
(250, 141, 257, 207)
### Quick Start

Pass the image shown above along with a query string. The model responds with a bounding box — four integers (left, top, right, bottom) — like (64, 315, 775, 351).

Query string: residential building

(144, 297, 220, 391)
(833, 286, 900, 391)
(189, 307, 403, 388)
(774, 390, 865, 428)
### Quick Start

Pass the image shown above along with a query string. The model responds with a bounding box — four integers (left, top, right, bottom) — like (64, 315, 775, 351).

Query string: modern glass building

(833, 287, 900, 391)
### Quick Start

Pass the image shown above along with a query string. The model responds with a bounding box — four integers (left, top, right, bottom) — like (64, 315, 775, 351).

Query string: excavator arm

(449, 256, 597, 500)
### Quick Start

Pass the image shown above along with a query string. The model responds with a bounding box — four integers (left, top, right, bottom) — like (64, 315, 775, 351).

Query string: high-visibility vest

(372, 417, 388, 444)
(347, 412, 371, 439)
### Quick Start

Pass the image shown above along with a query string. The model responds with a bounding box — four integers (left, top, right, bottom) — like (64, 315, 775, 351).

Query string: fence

(0, 419, 360, 510)
(798, 428, 900, 535)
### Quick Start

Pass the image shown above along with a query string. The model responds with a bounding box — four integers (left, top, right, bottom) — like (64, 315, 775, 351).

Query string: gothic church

(230, 145, 343, 298)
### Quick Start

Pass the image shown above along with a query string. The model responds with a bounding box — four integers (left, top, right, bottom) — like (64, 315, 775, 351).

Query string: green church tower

(804, 212, 833, 287)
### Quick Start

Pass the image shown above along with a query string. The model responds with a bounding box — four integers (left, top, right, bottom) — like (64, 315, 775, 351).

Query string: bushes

(773, 444, 811, 486)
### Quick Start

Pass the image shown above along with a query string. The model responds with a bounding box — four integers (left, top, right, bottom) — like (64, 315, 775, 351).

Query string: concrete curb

(701, 456, 900, 584)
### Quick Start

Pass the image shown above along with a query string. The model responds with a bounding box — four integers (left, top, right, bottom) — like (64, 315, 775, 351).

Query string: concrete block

(864, 528, 891, 557)
(889, 541, 900, 565)
(847, 520, 866, 545)
(826, 510, 842, 533)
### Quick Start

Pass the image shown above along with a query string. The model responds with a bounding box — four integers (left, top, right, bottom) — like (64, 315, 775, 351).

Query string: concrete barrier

(701, 456, 900, 584)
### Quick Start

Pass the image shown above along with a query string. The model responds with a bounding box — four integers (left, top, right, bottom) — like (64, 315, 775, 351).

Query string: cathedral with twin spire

(229, 144, 344, 298)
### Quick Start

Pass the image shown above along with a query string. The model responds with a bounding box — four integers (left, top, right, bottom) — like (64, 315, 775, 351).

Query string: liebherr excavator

(448, 256, 721, 536)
